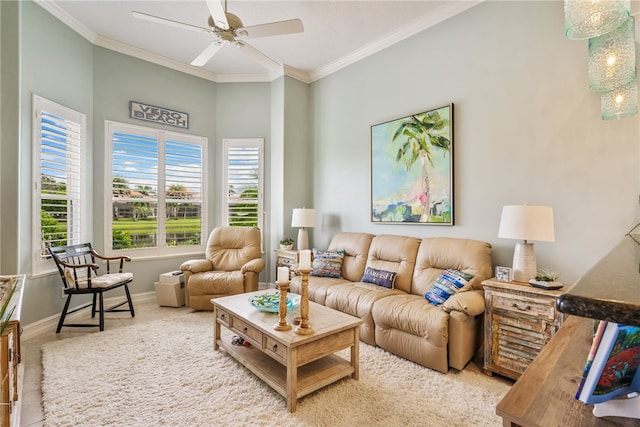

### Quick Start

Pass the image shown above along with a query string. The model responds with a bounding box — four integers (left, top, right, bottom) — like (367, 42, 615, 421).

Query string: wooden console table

(498, 235, 640, 426)
(496, 315, 636, 426)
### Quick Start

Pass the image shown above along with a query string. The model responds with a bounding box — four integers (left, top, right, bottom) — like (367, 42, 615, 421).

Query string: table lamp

(498, 205, 555, 283)
(291, 208, 315, 250)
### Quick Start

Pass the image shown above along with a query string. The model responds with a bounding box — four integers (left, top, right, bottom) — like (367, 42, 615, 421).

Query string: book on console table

(576, 322, 640, 405)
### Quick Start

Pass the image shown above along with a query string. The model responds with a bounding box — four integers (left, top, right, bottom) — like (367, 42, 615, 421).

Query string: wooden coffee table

(212, 290, 362, 412)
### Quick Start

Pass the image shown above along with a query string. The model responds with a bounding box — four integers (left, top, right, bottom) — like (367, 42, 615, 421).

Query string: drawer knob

(243, 327, 248, 334)
(220, 314, 225, 321)
(512, 302, 531, 311)
(272, 344, 278, 352)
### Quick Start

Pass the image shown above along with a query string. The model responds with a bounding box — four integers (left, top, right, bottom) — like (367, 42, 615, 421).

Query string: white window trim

(104, 120, 208, 258)
(31, 94, 88, 276)
(222, 138, 264, 233)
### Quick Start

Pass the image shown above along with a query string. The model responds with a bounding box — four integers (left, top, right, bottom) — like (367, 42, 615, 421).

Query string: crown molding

(95, 35, 224, 82)
(308, 1, 483, 82)
(34, 0, 96, 43)
(35, 0, 482, 84)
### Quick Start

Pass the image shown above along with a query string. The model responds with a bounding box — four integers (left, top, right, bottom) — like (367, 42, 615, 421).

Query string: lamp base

(512, 242, 537, 283)
(297, 228, 309, 251)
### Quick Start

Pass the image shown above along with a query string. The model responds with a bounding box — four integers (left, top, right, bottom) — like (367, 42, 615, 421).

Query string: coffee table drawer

(216, 308, 231, 326)
(265, 336, 287, 364)
(231, 317, 263, 345)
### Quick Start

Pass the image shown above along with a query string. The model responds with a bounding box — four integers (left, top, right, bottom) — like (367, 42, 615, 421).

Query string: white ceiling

(36, 0, 483, 83)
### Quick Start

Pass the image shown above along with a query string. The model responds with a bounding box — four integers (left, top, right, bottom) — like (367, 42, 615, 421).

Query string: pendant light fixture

(588, 16, 635, 92)
(601, 76, 638, 120)
(565, 0, 630, 40)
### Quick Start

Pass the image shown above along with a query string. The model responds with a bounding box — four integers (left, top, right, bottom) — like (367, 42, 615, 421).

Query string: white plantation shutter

(106, 121, 207, 256)
(32, 95, 87, 275)
(223, 139, 263, 230)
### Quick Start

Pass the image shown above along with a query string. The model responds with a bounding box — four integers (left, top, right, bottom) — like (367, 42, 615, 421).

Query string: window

(222, 138, 263, 231)
(105, 121, 207, 257)
(32, 95, 87, 275)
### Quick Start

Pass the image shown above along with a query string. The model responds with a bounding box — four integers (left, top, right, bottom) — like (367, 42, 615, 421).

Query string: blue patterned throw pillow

(311, 249, 345, 278)
(361, 267, 397, 289)
(425, 269, 475, 306)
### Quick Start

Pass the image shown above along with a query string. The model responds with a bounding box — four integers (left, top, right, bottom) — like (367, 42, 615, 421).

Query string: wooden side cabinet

(274, 249, 298, 280)
(0, 274, 24, 427)
(482, 278, 565, 380)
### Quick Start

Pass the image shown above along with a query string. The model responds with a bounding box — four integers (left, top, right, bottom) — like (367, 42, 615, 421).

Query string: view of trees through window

(108, 124, 205, 252)
(224, 140, 263, 230)
(33, 94, 85, 278)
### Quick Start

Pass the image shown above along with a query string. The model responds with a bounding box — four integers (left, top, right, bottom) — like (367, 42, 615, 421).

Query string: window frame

(104, 120, 208, 258)
(31, 94, 88, 276)
(222, 138, 264, 233)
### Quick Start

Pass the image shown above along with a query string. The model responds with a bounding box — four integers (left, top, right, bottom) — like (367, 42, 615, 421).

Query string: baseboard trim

(21, 291, 157, 341)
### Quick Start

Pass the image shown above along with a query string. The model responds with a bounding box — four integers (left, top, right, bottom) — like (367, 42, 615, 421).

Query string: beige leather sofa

(289, 232, 492, 373)
(180, 226, 265, 310)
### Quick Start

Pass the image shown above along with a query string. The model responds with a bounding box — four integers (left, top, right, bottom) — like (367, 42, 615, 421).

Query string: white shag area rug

(41, 312, 510, 426)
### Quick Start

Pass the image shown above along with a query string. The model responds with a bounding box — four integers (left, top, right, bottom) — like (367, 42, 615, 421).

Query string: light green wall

(16, 1, 95, 325)
(5, 0, 640, 325)
(309, 1, 640, 284)
(92, 47, 222, 298)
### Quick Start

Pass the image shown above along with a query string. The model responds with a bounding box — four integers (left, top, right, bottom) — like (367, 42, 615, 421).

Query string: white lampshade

(498, 205, 555, 242)
(291, 208, 315, 250)
(291, 208, 316, 228)
(498, 205, 555, 283)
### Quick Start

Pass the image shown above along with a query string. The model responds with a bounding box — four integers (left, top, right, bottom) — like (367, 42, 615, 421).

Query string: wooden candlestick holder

(273, 280, 291, 331)
(295, 268, 314, 335)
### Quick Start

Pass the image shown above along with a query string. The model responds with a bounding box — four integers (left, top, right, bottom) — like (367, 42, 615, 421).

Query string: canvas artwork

(371, 104, 453, 224)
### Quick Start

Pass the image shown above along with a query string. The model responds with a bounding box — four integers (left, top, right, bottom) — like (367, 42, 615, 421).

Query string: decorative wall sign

(129, 101, 189, 129)
(371, 104, 453, 225)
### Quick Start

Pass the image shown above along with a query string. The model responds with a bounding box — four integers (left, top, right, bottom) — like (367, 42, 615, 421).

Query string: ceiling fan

(132, 0, 303, 71)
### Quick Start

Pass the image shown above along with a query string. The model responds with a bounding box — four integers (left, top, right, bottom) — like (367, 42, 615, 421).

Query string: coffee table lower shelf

(218, 334, 354, 407)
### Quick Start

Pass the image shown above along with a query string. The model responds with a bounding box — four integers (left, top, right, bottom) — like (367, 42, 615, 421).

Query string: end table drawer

(492, 292, 555, 320)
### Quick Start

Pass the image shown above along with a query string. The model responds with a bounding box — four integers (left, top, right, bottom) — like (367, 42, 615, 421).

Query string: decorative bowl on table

(249, 292, 300, 313)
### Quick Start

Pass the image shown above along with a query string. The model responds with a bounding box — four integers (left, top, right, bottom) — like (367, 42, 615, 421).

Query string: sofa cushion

(289, 275, 349, 305)
(365, 234, 421, 293)
(412, 237, 493, 295)
(311, 249, 344, 278)
(361, 267, 397, 289)
(424, 269, 474, 306)
(327, 232, 375, 282)
(325, 282, 403, 345)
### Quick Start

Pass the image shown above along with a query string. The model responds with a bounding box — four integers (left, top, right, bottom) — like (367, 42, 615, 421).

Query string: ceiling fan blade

(237, 19, 303, 39)
(237, 41, 281, 72)
(191, 42, 223, 66)
(132, 11, 212, 34)
(206, 0, 229, 30)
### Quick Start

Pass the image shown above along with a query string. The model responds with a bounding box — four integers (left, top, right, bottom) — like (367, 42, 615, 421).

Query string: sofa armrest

(180, 259, 213, 274)
(441, 289, 485, 316)
(241, 258, 265, 274)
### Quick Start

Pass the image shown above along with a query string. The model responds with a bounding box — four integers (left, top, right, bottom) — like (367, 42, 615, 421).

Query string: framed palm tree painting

(371, 104, 453, 225)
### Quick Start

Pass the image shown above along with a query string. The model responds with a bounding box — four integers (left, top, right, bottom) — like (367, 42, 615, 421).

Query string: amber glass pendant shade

(564, 0, 630, 40)
(589, 17, 635, 92)
(601, 76, 638, 120)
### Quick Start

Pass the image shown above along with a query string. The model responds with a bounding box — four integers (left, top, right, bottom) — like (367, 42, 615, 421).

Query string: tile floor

(19, 298, 194, 426)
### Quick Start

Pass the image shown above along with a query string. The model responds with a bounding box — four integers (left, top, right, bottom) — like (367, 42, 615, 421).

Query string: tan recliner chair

(180, 226, 265, 310)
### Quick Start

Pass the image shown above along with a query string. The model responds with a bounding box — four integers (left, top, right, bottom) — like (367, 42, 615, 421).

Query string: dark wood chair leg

(124, 284, 135, 317)
(98, 291, 105, 332)
(56, 294, 73, 333)
(91, 293, 98, 318)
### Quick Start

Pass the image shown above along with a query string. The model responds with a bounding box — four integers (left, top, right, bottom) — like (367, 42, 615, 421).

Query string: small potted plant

(279, 238, 294, 250)
(529, 268, 563, 290)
